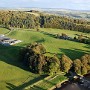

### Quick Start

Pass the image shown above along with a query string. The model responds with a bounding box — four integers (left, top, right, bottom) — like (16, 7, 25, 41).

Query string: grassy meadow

(0, 28, 10, 34)
(0, 28, 90, 90)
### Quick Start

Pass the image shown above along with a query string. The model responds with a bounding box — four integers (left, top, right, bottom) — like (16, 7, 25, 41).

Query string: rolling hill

(0, 28, 90, 90)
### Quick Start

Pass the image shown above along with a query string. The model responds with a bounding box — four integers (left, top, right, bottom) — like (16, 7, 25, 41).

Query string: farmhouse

(0, 34, 22, 46)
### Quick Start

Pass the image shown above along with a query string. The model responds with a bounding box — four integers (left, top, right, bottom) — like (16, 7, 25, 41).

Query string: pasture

(0, 28, 90, 90)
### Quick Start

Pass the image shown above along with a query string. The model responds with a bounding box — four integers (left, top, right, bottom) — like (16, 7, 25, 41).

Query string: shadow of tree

(6, 75, 47, 90)
(84, 44, 90, 50)
(29, 85, 46, 90)
(40, 31, 56, 38)
(0, 39, 90, 90)
(36, 38, 45, 43)
(6, 83, 17, 90)
(0, 45, 29, 71)
(59, 48, 90, 60)
(0, 44, 54, 90)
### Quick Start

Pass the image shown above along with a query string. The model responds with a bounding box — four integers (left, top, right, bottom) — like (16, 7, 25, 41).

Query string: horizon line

(0, 7, 90, 11)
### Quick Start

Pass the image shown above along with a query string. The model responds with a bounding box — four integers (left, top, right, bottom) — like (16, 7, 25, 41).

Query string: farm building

(0, 34, 22, 46)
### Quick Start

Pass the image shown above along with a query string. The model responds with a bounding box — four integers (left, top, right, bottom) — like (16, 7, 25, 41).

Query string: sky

(0, 0, 90, 10)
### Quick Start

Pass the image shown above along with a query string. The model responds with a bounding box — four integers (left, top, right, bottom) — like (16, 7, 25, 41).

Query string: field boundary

(24, 73, 66, 90)
(48, 79, 68, 90)
(24, 75, 51, 90)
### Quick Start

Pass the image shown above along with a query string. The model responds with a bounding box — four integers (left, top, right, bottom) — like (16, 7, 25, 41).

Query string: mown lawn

(40, 28, 90, 38)
(29, 74, 67, 90)
(7, 28, 90, 59)
(0, 28, 10, 34)
(0, 28, 90, 90)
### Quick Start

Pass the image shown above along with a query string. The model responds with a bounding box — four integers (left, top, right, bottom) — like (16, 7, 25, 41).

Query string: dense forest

(20, 43, 90, 76)
(0, 11, 90, 33)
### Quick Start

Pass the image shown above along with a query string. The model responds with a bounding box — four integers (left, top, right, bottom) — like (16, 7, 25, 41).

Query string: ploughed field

(0, 28, 90, 90)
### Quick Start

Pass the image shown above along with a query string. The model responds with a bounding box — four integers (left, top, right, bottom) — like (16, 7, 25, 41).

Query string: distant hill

(0, 7, 89, 20)
(39, 8, 90, 21)
(0, 9, 90, 33)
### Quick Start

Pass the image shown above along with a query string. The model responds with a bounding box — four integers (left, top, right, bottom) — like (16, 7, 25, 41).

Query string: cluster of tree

(20, 43, 90, 76)
(75, 35, 90, 44)
(20, 43, 73, 75)
(74, 54, 90, 75)
(57, 33, 90, 44)
(0, 11, 39, 29)
(40, 15, 90, 33)
(0, 11, 90, 33)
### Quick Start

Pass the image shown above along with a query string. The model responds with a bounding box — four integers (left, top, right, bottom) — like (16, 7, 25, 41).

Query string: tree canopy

(0, 11, 90, 33)
(20, 43, 61, 75)
(20, 43, 90, 76)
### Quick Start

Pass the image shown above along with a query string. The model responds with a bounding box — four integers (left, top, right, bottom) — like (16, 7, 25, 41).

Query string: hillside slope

(0, 28, 90, 90)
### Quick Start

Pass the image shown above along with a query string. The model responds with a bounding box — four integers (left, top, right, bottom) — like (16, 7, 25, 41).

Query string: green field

(0, 28, 10, 34)
(0, 28, 90, 90)
(29, 74, 67, 90)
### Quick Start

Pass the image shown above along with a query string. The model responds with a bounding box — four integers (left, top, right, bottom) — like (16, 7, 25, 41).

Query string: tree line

(0, 11, 90, 33)
(20, 43, 90, 76)
(57, 33, 90, 44)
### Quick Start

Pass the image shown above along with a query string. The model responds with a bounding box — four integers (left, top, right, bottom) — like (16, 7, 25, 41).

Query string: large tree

(20, 43, 61, 75)
(73, 59, 82, 74)
(61, 55, 72, 73)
